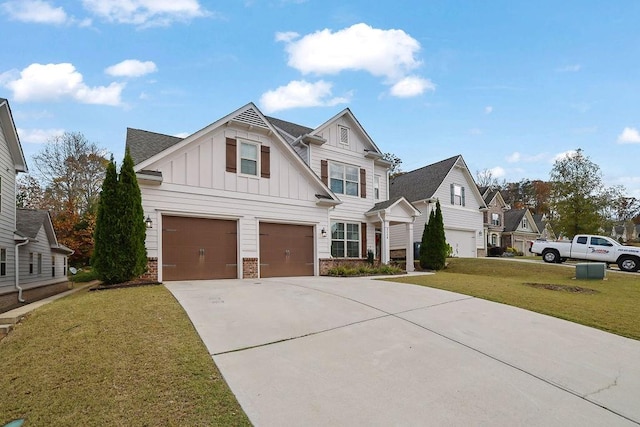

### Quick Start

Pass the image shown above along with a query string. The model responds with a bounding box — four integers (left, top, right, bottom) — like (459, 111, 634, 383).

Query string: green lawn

(388, 258, 640, 340)
(0, 286, 251, 426)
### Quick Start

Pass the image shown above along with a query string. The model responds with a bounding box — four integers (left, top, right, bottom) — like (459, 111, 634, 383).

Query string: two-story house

(126, 102, 418, 281)
(478, 186, 508, 250)
(502, 209, 540, 254)
(389, 155, 487, 258)
(0, 98, 73, 312)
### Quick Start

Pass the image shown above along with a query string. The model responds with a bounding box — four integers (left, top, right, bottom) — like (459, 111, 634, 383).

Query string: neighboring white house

(0, 98, 73, 313)
(126, 102, 418, 281)
(389, 155, 487, 258)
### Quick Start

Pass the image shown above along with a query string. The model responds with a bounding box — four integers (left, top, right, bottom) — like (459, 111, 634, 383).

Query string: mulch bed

(523, 282, 599, 294)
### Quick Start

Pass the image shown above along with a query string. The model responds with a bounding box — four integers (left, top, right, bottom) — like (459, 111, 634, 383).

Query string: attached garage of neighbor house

(445, 229, 477, 258)
(162, 216, 238, 280)
(259, 222, 314, 278)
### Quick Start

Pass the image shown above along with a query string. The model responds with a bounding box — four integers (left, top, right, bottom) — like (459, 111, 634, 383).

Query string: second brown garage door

(162, 216, 237, 281)
(259, 222, 314, 277)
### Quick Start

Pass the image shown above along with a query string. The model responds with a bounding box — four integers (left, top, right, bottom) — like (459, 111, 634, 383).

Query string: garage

(445, 229, 477, 258)
(162, 216, 238, 280)
(259, 222, 314, 277)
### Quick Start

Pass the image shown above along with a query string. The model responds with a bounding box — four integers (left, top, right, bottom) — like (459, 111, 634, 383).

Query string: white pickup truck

(530, 234, 640, 272)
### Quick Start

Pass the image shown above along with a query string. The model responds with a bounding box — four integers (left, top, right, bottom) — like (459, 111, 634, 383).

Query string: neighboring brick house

(502, 209, 540, 254)
(532, 213, 556, 241)
(0, 98, 73, 313)
(478, 186, 508, 250)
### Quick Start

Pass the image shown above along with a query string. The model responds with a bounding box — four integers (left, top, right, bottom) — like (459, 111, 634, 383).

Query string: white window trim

(331, 221, 361, 258)
(329, 161, 359, 197)
(238, 140, 261, 178)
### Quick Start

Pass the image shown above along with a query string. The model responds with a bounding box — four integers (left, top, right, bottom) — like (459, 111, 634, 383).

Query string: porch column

(381, 219, 390, 264)
(405, 222, 414, 272)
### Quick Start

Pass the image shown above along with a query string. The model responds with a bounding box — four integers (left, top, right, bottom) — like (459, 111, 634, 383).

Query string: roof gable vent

(232, 107, 269, 129)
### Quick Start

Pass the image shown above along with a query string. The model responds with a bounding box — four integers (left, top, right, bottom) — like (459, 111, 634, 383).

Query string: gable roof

(479, 186, 507, 207)
(127, 128, 183, 165)
(503, 209, 539, 233)
(0, 98, 28, 172)
(313, 108, 384, 156)
(16, 209, 73, 254)
(265, 116, 314, 141)
(389, 155, 460, 202)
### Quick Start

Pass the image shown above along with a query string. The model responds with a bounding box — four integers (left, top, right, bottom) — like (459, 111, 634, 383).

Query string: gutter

(15, 239, 29, 302)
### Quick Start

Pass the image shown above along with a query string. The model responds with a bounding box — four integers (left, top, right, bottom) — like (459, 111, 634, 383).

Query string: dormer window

(338, 125, 349, 146)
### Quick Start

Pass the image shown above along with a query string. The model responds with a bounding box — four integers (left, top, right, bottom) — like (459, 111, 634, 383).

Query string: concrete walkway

(166, 276, 640, 426)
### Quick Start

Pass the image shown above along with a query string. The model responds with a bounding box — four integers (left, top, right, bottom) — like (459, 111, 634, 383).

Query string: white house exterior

(389, 155, 487, 258)
(127, 103, 417, 281)
(502, 209, 541, 254)
(0, 98, 73, 313)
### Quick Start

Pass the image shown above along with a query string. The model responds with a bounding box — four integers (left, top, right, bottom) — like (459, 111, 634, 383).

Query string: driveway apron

(166, 276, 640, 426)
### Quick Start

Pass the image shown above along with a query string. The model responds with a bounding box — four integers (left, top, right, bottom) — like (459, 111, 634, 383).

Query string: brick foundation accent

(0, 281, 71, 314)
(243, 258, 258, 278)
(390, 249, 406, 259)
(139, 257, 158, 282)
(319, 258, 368, 275)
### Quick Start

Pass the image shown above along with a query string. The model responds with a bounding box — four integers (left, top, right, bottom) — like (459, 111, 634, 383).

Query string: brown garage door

(259, 222, 314, 277)
(162, 216, 237, 280)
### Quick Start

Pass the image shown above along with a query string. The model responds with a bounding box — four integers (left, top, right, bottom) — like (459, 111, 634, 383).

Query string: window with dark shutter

(360, 168, 366, 198)
(225, 138, 237, 173)
(261, 146, 270, 178)
(321, 160, 328, 186)
(361, 222, 367, 258)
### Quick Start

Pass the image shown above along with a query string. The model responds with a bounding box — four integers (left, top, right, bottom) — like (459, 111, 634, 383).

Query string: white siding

(0, 122, 16, 291)
(16, 227, 68, 290)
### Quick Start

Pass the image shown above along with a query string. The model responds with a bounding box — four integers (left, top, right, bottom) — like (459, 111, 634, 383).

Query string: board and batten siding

(0, 124, 17, 290)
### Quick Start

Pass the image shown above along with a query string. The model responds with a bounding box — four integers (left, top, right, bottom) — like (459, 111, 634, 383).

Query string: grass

(0, 285, 251, 426)
(389, 258, 640, 340)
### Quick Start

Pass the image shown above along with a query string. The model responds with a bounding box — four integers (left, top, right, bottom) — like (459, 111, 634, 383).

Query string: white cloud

(17, 127, 65, 144)
(82, 0, 209, 27)
(275, 31, 298, 42)
(389, 76, 435, 98)
(259, 80, 350, 113)
(3, 63, 124, 106)
(506, 152, 521, 163)
(552, 149, 579, 163)
(557, 64, 582, 72)
(1, 0, 67, 24)
(489, 166, 506, 178)
(105, 59, 157, 77)
(506, 151, 547, 163)
(617, 127, 640, 144)
(280, 23, 422, 80)
(485, 106, 493, 114)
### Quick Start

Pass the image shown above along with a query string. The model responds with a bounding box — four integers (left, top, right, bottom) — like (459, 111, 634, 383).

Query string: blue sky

(1, 1, 639, 196)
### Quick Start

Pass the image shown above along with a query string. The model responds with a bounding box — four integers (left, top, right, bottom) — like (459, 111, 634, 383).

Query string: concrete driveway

(166, 276, 640, 426)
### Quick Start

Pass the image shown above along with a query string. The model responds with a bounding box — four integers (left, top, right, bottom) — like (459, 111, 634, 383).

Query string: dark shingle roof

(366, 196, 404, 213)
(16, 209, 48, 238)
(503, 209, 527, 232)
(126, 128, 184, 166)
(389, 155, 460, 202)
(265, 116, 314, 140)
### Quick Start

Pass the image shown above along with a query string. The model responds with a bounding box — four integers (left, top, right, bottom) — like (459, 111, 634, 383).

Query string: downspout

(15, 239, 29, 303)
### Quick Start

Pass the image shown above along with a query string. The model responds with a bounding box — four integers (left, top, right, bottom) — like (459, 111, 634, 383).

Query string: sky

(1, 0, 639, 197)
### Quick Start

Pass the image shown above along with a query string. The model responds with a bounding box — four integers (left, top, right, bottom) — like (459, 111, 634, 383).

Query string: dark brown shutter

(226, 138, 237, 173)
(321, 160, 328, 185)
(360, 168, 366, 198)
(361, 223, 367, 258)
(261, 146, 270, 178)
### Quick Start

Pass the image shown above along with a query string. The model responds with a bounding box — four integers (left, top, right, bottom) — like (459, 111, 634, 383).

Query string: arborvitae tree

(419, 209, 435, 269)
(118, 148, 148, 279)
(92, 157, 121, 284)
(422, 200, 447, 270)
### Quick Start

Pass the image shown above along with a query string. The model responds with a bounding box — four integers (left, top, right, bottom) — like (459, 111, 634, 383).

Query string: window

(52, 255, 56, 277)
(240, 141, 259, 176)
(491, 234, 497, 246)
(63, 257, 67, 276)
(330, 163, 359, 196)
(374, 175, 380, 200)
(591, 237, 613, 247)
(29, 253, 34, 274)
(331, 221, 360, 258)
(491, 213, 500, 226)
(0, 248, 5, 276)
(451, 184, 465, 206)
(338, 125, 349, 146)
(522, 218, 528, 229)
(38, 253, 42, 274)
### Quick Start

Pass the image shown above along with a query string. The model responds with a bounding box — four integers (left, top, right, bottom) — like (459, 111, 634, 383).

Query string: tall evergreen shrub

(421, 200, 448, 270)
(92, 157, 121, 284)
(419, 209, 435, 269)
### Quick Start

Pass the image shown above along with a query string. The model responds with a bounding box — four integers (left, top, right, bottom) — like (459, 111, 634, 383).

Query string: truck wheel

(617, 256, 640, 272)
(542, 249, 559, 263)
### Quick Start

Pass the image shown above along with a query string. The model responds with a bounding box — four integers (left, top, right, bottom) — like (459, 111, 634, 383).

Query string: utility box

(575, 263, 606, 280)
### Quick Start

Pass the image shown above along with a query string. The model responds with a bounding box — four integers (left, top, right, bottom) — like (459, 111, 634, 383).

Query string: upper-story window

(491, 213, 500, 226)
(338, 125, 349, 146)
(240, 141, 259, 176)
(330, 162, 359, 196)
(451, 184, 465, 206)
(521, 218, 528, 229)
(374, 175, 380, 200)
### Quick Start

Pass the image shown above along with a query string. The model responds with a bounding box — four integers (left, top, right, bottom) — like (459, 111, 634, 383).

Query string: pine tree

(118, 148, 148, 279)
(92, 157, 121, 284)
(419, 209, 434, 269)
(422, 200, 447, 270)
